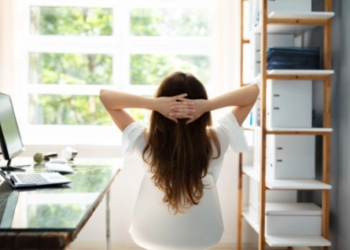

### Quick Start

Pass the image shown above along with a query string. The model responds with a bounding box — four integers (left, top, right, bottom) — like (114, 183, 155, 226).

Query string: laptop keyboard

(16, 174, 49, 184)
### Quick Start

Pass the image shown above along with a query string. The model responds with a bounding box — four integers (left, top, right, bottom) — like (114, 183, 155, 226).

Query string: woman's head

(154, 71, 211, 129)
(143, 71, 221, 214)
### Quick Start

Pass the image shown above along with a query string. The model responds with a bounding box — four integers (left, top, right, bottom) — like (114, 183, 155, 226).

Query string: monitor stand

(1, 159, 25, 171)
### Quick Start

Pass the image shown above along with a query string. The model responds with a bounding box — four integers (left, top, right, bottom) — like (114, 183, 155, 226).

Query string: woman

(100, 72, 259, 249)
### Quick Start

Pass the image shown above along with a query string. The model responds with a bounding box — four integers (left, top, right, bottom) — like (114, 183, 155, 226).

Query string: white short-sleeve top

(122, 112, 248, 182)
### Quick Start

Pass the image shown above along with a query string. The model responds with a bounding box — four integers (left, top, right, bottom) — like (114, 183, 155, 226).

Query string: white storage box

(267, 0, 311, 13)
(265, 203, 322, 236)
(266, 80, 312, 128)
(253, 132, 315, 180)
(250, 0, 312, 30)
(266, 135, 315, 179)
(249, 80, 312, 128)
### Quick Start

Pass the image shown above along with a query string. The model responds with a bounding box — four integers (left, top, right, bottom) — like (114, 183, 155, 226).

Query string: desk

(0, 158, 123, 250)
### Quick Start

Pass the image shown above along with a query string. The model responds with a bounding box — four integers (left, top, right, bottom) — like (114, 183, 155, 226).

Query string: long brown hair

(143, 72, 221, 214)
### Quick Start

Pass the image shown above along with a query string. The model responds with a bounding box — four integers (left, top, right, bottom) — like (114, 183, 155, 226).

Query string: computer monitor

(0, 93, 25, 171)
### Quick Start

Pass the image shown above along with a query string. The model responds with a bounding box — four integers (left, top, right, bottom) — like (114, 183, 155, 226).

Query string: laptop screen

(0, 93, 24, 159)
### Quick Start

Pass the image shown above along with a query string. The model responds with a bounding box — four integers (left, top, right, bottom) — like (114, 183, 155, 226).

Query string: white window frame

(19, 0, 214, 145)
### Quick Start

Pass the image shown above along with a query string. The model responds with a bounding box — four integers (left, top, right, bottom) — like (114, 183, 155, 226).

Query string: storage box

(266, 135, 315, 179)
(265, 203, 322, 236)
(250, 80, 312, 128)
(250, 0, 312, 30)
(253, 132, 315, 180)
(267, 0, 312, 13)
(266, 80, 312, 128)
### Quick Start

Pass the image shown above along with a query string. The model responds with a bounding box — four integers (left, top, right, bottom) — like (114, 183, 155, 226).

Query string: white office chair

(130, 173, 224, 250)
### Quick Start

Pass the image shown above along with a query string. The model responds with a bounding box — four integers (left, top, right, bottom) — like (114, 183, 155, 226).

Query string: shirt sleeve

(122, 122, 146, 157)
(217, 112, 248, 152)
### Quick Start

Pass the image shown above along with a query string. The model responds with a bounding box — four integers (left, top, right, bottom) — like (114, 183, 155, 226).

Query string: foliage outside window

(27, 4, 212, 126)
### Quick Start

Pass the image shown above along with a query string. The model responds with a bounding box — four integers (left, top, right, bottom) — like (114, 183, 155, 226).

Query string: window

(21, 0, 213, 143)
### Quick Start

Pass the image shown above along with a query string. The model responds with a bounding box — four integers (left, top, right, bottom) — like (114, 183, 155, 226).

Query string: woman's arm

(183, 84, 259, 125)
(208, 83, 259, 111)
(99, 89, 195, 131)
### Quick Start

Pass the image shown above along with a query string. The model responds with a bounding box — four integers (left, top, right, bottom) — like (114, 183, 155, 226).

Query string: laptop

(0, 170, 71, 188)
(0, 93, 71, 188)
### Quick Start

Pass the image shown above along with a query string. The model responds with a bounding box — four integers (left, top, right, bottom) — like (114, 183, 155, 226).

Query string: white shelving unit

(238, 1, 333, 250)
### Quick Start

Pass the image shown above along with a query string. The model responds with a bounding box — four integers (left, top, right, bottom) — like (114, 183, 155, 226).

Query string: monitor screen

(0, 93, 24, 160)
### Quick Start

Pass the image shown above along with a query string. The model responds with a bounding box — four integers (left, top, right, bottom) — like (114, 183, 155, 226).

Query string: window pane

(29, 53, 113, 85)
(130, 54, 210, 85)
(130, 109, 151, 124)
(130, 9, 211, 36)
(30, 7, 113, 36)
(29, 95, 111, 125)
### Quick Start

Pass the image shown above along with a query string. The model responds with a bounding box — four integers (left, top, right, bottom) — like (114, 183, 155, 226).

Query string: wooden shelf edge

(252, 71, 334, 83)
(267, 18, 328, 25)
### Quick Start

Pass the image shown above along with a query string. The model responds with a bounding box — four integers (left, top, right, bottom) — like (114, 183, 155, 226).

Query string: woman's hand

(185, 99, 209, 124)
(155, 93, 195, 123)
(168, 98, 209, 124)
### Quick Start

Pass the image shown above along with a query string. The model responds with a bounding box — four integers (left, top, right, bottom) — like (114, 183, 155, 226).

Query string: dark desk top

(0, 158, 123, 233)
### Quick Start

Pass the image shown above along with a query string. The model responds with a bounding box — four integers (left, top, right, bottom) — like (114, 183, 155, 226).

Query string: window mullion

(27, 0, 115, 8)
(27, 84, 106, 95)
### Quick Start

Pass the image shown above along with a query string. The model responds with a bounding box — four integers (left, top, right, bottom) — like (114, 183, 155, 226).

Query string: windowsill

(22, 136, 122, 146)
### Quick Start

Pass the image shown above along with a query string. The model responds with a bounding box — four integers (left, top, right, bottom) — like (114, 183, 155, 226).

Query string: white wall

(21, 145, 257, 248)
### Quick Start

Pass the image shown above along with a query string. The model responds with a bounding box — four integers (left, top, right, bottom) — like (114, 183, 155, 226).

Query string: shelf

(242, 211, 331, 247)
(242, 211, 259, 233)
(243, 166, 332, 190)
(266, 127, 332, 135)
(253, 12, 334, 34)
(254, 23, 314, 35)
(252, 70, 334, 83)
(265, 202, 321, 216)
(243, 126, 333, 135)
(266, 235, 331, 247)
(269, 11, 334, 21)
(268, 69, 334, 76)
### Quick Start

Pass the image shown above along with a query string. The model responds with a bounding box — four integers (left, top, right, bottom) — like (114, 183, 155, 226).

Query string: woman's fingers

(171, 94, 194, 105)
(171, 101, 195, 111)
(172, 93, 187, 102)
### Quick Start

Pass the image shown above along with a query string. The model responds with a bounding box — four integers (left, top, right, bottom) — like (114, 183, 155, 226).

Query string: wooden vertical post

(322, 1, 332, 250)
(240, 0, 245, 87)
(259, 0, 268, 250)
(238, 153, 243, 250)
(237, 1, 244, 249)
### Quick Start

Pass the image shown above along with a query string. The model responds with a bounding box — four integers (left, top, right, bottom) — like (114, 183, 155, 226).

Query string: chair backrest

(130, 173, 224, 250)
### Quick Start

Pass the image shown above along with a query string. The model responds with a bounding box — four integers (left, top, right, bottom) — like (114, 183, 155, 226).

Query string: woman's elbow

(99, 89, 107, 105)
(251, 84, 260, 100)
(100, 89, 106, 101)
